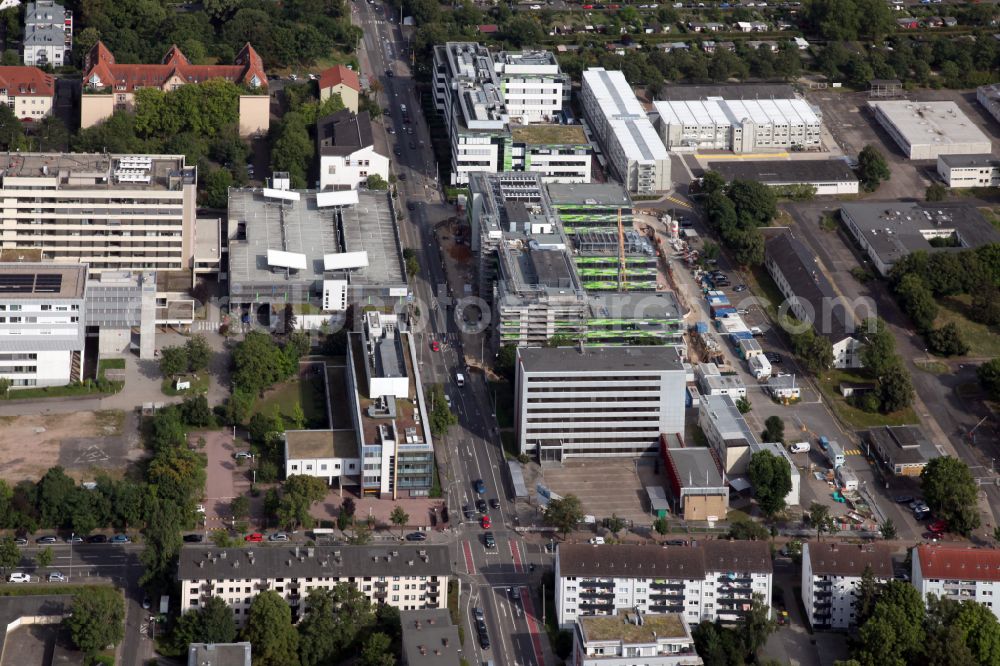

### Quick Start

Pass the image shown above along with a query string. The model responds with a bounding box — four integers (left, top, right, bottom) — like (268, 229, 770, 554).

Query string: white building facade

(801, 542, 893, 630)
(913, 545, 1000, 620)
(496, 50, 567, 123)
(556, 542, 772, 628)
(937, 154, 1000, 188)
(317, 111, 390, 191)
(573, 612, 703, 666)
(22, 1, 71, 68)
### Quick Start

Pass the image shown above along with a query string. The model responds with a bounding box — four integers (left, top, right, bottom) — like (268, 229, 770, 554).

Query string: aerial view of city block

(0, 0, 997, 664)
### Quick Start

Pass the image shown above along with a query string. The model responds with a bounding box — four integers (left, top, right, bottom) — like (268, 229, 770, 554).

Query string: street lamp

(69, 532, 74, 582)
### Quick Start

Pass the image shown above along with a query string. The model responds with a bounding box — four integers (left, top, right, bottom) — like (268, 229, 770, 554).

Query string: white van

(790, 442, 811, 454)
(455, 372, 465, 388)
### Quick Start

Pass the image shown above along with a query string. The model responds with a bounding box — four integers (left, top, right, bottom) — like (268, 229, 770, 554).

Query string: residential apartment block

(178, 545, 450, 627)
(23, 1, 71, 68)
(317, 110, 389, 191)
(581, 68, 670, 194)
(913, 546, 1000, 619)
(0, 263, 85, 388)
(0, 153, 197, 273)
(555, 542, 773, 628)
(573, 612, 703, 665)
(432, 43, 568, 185)
(0, 67, 54, 121)
(516, 345, 686, 461)
(801, 542, 893, 630)
(81, 42, 268, 137)
(936, 154, 1000, 188)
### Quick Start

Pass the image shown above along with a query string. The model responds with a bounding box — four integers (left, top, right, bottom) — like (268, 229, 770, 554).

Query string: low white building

(802, 542, 893, 630)
(556, 541, 773, 628)
(766, 374, 801, 401)
(936, 154, 1000, 188)
(870, 101, 992, 160)
(573, 612, 703, 665)
(696, 362, 746, 398)
(711, 160, 859, 196)
(317, 110, 390, 191)
(698, 394, 759, 475)
(913, 545, 1000, 620)
(748, 354, 771, 380)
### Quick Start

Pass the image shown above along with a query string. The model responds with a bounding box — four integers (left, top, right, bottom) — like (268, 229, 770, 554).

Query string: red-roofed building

(318, 64, 360, 113)
(80, 42, 269, 136)
(0, 66, 55, 121)
(478, 24, 499, 34)
(913, 545, 1000, 619)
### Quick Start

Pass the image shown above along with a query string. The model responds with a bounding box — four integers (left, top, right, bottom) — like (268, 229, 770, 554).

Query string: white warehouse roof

(583, 68, 668, 164)
(654, 97, 820, 128)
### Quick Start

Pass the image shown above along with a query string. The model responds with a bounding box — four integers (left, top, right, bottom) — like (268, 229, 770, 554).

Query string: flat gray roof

(588, 292, 683, 321)
(519, 345, 684, 373)
(340, 190, 405, 285)
(938, 153, 1000, 168)
(870, 101, 992, 149)
(666, 448, 725, 490)
(0, 263, 86, 299)
(658, 83, 797, 100)
(194, 217, 222, 262)
(547, 182, 631, 207)
(711, 159, 857, 185)
(400, 609, 461, 666)
(187, 643, 252, 666)
(0, 594, 73, 655)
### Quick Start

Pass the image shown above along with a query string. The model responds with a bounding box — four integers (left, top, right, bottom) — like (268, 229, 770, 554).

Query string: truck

(825, 440, 845, 468)
(455, 372, 465, 388)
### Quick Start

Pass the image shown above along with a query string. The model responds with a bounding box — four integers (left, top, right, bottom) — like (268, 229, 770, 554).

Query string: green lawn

(98, 358, 126, 373)
(255, 375, 328, 429)
(935, 295, 1000, 358)
(745, 265, 788, 319)
(7, 380, 124, 400)
(817, 369, 919, 428)
(161, 374, 209, 397)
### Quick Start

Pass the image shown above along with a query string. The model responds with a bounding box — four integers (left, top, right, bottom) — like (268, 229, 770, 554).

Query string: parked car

(489, 498, 500, 510)
(195, 505, 206, 514)
(244, 533, 264, 542)
(142, 596, 151, 610)
(790, 442, 811, 454)
(473, 606, 485, 622)
(268, 533, 289, 542)
(183, 534, 204, 543)
(110, 534, 130, 544)
(14, 538, 26, 546)
(64, 535, 83, 544)
(589, 537, 605, 545)
(894, 495, 915, 505)
(929, 519, 948, 534)
(8, 573, 30, 583)
(87, 535, 108, 544)
(405, 532, 427, 542)
(430, 340, 440, 352)
(47, 572, 66, 583)
(733, 285, 748, 292)
(35, 536, 57, 544)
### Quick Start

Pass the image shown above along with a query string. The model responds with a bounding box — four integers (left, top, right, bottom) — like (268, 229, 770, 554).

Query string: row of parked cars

(896, 495, 948, 534)
(15, 534, 130, 546)
(8, 572, 67, 583)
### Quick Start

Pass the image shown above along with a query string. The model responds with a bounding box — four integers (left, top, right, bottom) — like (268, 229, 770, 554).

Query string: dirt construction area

(540, 457, 666, 525)
(0, 410, 139, 482)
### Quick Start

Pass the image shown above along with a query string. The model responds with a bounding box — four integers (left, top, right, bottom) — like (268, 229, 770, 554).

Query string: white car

(195, 504, 206, 514)
(790, 442, 811, 454)
(8, 573, 30, 583)
(589, 537, 605, 545)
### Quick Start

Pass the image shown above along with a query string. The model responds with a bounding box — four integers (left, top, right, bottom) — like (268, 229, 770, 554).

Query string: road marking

(519, 587, 546, 666)
(509, 539, 523, 573)
(463, 540, 476, 575)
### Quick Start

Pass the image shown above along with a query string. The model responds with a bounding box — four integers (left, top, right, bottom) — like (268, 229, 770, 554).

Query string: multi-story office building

(0, 263, 85, 388)
(937, 154, 1000, 188)
(912, 545, 1000, 619)
(178, 544, 450, 627)
(555, 542, 773, 628)
(572, 612, 703, 666)
(23, 1, 71, 68)
(432, 43, 567, 185)
(81, 42, 268, 137)
(0, 153, 197, 273)
(0, 67, 54, 121)
(580, 68, 670, 194)
(801, 542, 893, 630)
(516, 345, 686, 461)
(316, 110, 390, 191)
(507, 124, 592, 183)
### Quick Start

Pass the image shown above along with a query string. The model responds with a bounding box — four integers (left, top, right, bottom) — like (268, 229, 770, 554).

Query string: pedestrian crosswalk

(665, 195, 692, 209)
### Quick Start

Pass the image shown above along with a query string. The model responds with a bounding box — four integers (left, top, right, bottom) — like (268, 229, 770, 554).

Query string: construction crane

(617, 207, 627, 291)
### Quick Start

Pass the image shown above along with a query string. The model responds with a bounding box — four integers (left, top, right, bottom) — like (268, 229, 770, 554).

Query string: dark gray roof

(805, 542, 893, 578)
(665, 448, 725, 490)
(711, 160, 858, 185)
(519, 345, 684, 374)
(177, 545, 450, 581)
(187, 642, 252, 666)
(864, 425, 941, 468)
(938, 154, 1000, 169)
(558, 540, 772, 579)
(317, 110, 374, 156)
(658, 83, 796, 100)
(0, 594, 73, 654)
(765, 232, 857, 343)
(400, 609, 461, 666)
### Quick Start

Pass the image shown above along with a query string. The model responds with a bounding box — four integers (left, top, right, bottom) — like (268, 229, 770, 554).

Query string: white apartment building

(654, 97, 822, 153)
(913, 545, 1000, 620)
(0, 153, 197, 273)
(937, 154, 1000, 188)
(317, 110, 389, 191)
(432, 43, 567, 185)
(23, 0, 71, 68)
(178, 545, 450, 627)
(0, 263, 85, 388)
(0, 67, 54, 121)
(581, 68, 670, 194)
(573, 612, 704, 666)
(516, 345, 686, 462)
(556, 542, 773, 628)
(801, 542, 893, 630)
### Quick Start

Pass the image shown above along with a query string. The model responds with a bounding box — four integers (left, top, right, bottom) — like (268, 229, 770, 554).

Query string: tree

(748, 450, 792, 517)
(159, 345, 189, 377)
(36, 466, 75, 528)
(402, 248, 420, 278)
(297, 589, 338, 666)
(605, 514, 626, 536)
(276, 475, 329, 531)
(33, 115, 69, 151)
(202, 168, 233, 209)
(978, 358, 1000, 400)
(762, 415, 785, 445)
(921, 456, 981, 535)
(170, 596, 238, 653)
(181, 395, 214, 427)
(233, 331, 296, 396)
(0, 536, 19, 573)
(971, 285, 1000, 326)
(361, 632, 395, 666)
(390, 505, 409, 537)
(735, 396, 752, 414)
(807, 502, 834, 540)
(880, 518, 897, 540)
(855, 581, 925, 666)
(139, 495, 184, 589)
(856, 564, 881, 627)
(927, 323, 970, 357)
(290, 402, 306, 430)
(727, 517, 770, 541)
(653, 516, 670, 535)
(876, 363, 914, 414)
(857, 144, 890, 192)
(427, 385, 457, 437)
(790, 328, 834, 374)
(230, 495, 250, 522)
(726, 179, 777, 225)
(36, 546, 53, 569)
(495, 344, 517, 382)
(0, 376, 9, 397)
(65, 587, 125, 656)
(926, 182, 948, 202)
(366, 174, 388, 190)
(861, 318, 897, 378)
(896, 273, 938, 333)
(544, 494, 585, 537)
(924, 596, 978, 666)
(740, 593, 777, 657)
(503, 15, 544, 47)
(185, 335, 212, 372)
(242, 591, 300, 666)
(0, 104, 23, 151)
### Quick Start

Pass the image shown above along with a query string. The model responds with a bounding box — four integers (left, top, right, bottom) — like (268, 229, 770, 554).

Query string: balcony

(579, 590, 615, 599)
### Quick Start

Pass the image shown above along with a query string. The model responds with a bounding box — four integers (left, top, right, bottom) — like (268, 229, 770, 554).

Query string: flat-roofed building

(317, 110, 389, 191)
(661, 446, 728, 521)
(187, 643, 252, 666)
(400, 609, 461, 666)
(698, 394, 758, 475)
(711, 159, 858, 195)
(508, 124, 592, 183)
(869, 101, 992, 160)
(555, 541, 773, 627)
(0, 263, 85, 388)
(802, 542, 893, 630)
(178, 545, 450, 626)
(496, 50, 567, 123)
(936, 154, 1000, 188)
(573, 612, 703, 665)
(862, 424, 941, 476)
(977, 83, 1000, 132)
(913, 545, 1000, 620)
(0, 153, 196, 273)
(516, 345, 685, 462)
(581, 68, 670, 194)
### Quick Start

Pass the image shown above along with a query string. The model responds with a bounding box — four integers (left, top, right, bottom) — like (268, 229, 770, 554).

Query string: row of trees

(701, 173, 776, 267)
(169, 584, 401, 666)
